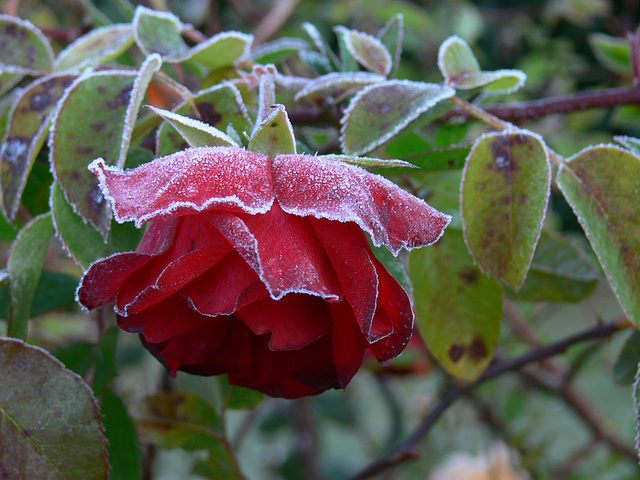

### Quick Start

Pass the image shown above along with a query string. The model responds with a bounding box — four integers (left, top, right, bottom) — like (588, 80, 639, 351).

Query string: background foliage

(1, 0, 640, 479)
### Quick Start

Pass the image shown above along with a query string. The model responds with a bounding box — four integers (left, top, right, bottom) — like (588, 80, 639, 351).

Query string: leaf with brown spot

(1, 73, 77, 221)
(462, 130, 550, 290)
(557, 145, 640, 324)
(0, 15, 54, 75)
(409, 229, 502, 381)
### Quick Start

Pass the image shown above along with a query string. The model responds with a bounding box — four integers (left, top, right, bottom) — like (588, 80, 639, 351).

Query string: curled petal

(211, 203, 343, 301)
(90, 146, 275, 227)
(273, 154, 451, 255)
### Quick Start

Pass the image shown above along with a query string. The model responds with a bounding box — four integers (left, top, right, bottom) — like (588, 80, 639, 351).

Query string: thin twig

(252, 0, 301, 45)
(348, 315, 630, 480)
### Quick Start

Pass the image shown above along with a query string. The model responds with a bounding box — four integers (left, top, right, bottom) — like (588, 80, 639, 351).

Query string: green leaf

(340, 80, 455, 155)
(136, 392, 224, 451)
(509, 230, 599, 303)
(614, 330, 640, 384)
(54, 24, 135, 72)
(301, 22, 340, 71)
(415, 169, 463, 229)
(250, 37, 309, 65)
(148, 106, 238, 147)
(334, 26, 392, 76)
(614, 135, 640, 155)
(102, 389, 143, 480)
(156, 83, 252, 156)
(0, 15, 54, 74)
(93, 327, 119, 395)
(51, 55, 159, 235)
(556, 145, 640, 325)
(248, 104, 296, 157)
(0, 71, 23, 97)
(217, 376, 264, 411)
(294, 72, 385, 101)
(438, 36, 525, 93)
(370, 243, 412, 295)
(0, 338, 108, 479)
(1, 73, 77, 221)
(7, 213, 54, 339)
(589, 33, 632, 75)
(185, 31, 252, 70)
(377, 14, 403, 78)
(132, 6, 188, 61)
(315, 153, 415, 168)
(409, 229, 502, 381)
(192, 443, 246, 480)
(461, 130, 550, 290)
(53, 342, 94, 377)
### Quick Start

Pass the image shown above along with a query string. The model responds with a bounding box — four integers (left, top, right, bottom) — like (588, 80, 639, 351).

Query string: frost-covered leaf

(302, 22, 340, 71)
(557, 145, 640, 325)
(102, 389, 143, 480)
(51, 181, 142, 268)
(0, 15, 54, 74)
(248, 104, 296, 157)
(0, 338, 108, 479)
(7, 213, 54, 339)
(410, 229, 502, 381)
(136, 392, 224, 451)
(334, 26, 392, 76)
(51, 57, 159, 235)
(133, 6, 188, 61)
(54, 24, 135, 72)
(1, 73, 76, 221)
(462, 130, 550, 290)
(340, 80, 455, 155)
(510, 230, 599, 302)
(156, 83, 252, 156)
(438, 36, 525, 93)
(614, 135, 640, 155)
(294, 72, 385, 101)
(250, 37, 309, 64)
(315, 153, 415, 168)
(147, 106, 238, 147)
(377, 14, 403, 78)
(184, 31, 252, 70)
(589, 33, 632, 75)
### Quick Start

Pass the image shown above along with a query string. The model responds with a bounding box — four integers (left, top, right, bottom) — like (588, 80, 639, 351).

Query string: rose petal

(119, 293, 225, 342)
(311, 218, 382, 342)
(182, 252, 268, 316)
(367, 253, 414, 362)
(89, 146, 275, 227)
(211, 203, 343, 301)
(328, 301, 366, 387)
(274, 154, 452, 255)
(236, 293, 332, 351)
(160, 320, 230, 369)
(116, 214, 232, 314)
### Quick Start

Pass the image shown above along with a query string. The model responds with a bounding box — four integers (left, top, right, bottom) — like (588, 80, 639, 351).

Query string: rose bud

(77, 146, 450, 398)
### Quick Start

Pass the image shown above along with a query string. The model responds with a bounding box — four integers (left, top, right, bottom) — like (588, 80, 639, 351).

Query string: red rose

(77, 146, 450, 398)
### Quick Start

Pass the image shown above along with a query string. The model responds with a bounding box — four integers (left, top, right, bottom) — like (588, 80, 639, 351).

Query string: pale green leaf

(377, 14, 403, 78)
(334, 26, 392, 76)
(0, 337, 108, 479)
(248, 104, 296, 157)
(54, 24, 135, 72)
(409, 229, 502, 381)
(250, 37, 309, 65)
(340, 80, 455, 155)
(185, 31, 252, 70)
(294, 72, 384, 101)
(147, 106, 238, 147)
(557, 144, 640, 325)
(133, 6, 188, 61)
(462, 130, 550, 290)
(589, 33, 632, 75)
(7, 213, 54, 339)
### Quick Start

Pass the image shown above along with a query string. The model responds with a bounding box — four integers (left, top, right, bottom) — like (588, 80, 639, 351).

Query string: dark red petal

(236, 293, 331, 351)
(89, 146, 275, 227)
(211, 203, 343, 301)
(136, 217, 180, 255)
(160, 320, 230, 369)
(118, 293, 225, 342)
(182, 252, 268, 316)
(273, 154, 451, 255)
(328, 301, 366, 387)
(367, 253, 414, 362)
(117, 214, 233, 315)
(78, 252, 156, 310)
